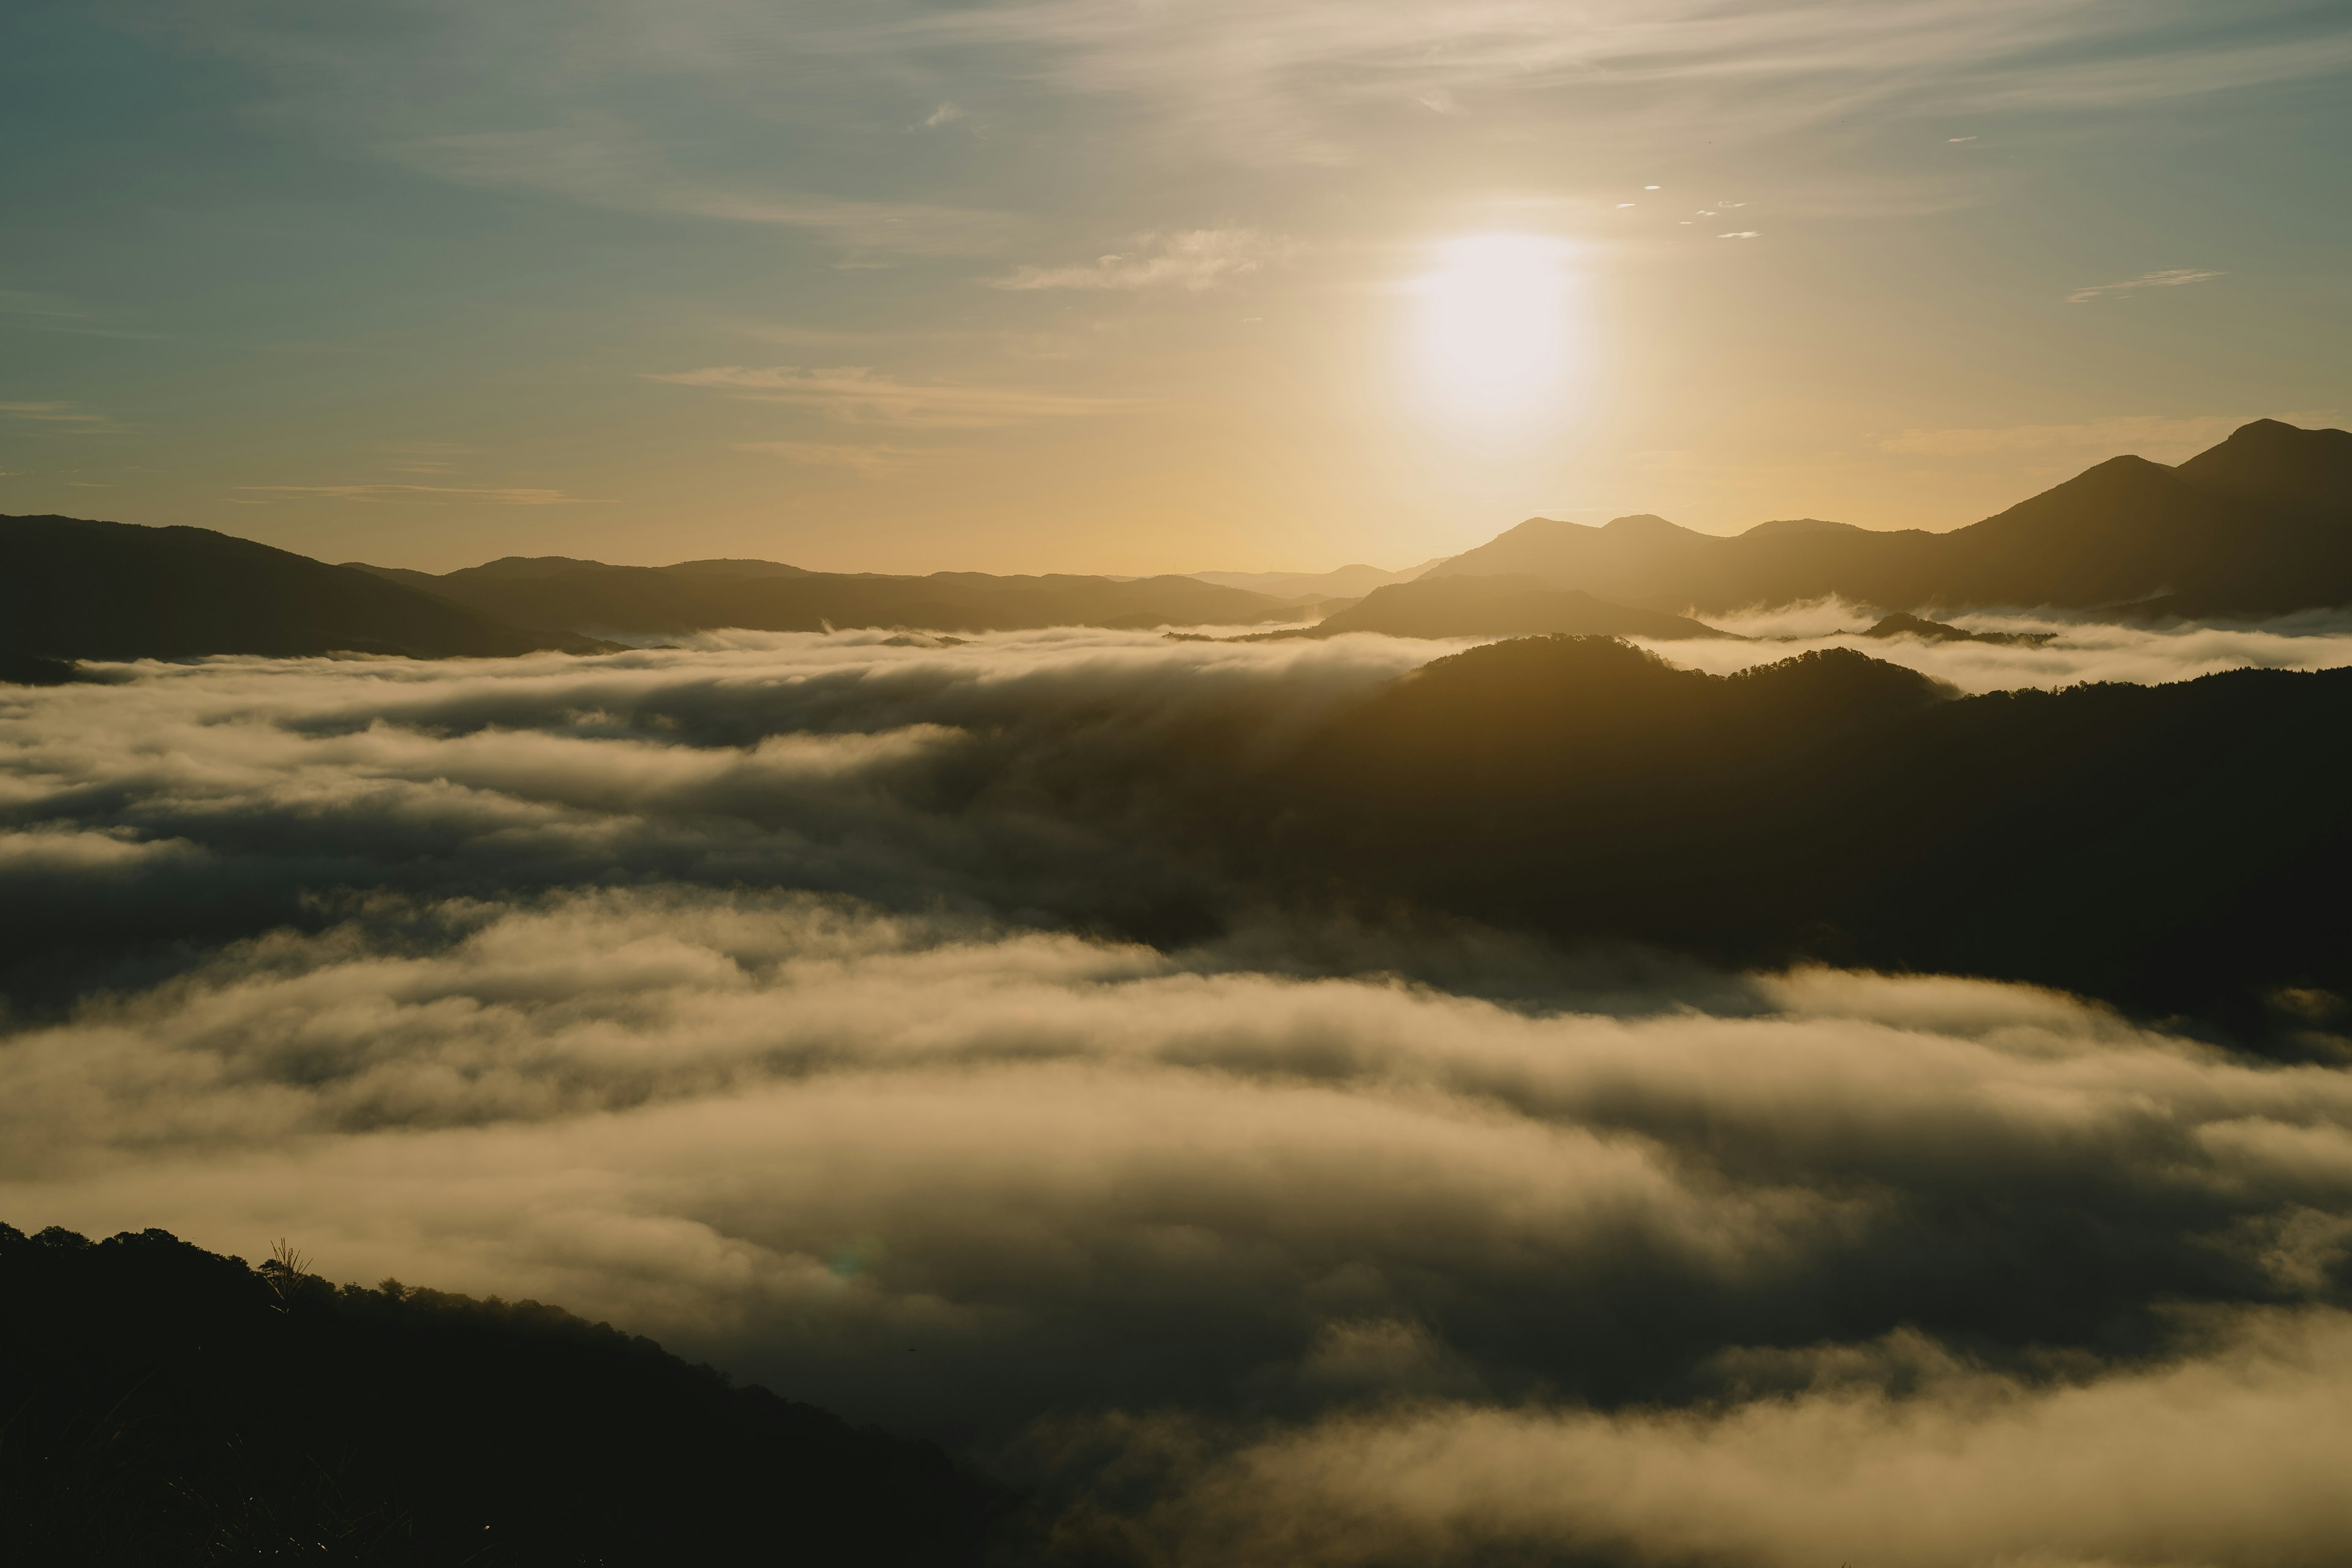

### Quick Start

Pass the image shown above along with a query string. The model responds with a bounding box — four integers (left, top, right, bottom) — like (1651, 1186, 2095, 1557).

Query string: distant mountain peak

(2173, 417, 2352, 511)
(449, 555, 627, 581)
(659, 558, 811, 579)
(1742, 518, 1861, 539)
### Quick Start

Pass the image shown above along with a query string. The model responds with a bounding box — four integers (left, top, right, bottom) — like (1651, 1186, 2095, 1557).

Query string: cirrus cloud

(649, 365, 1126, 427)
(991, 230, 1292, 292)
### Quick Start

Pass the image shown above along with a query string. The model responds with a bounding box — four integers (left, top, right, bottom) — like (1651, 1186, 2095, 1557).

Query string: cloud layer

(7, 881, 2352, 1561)
(1658, 599, 2352, 692)
(7, 620, 2348, 999)
(9, 633, 2352, 1560)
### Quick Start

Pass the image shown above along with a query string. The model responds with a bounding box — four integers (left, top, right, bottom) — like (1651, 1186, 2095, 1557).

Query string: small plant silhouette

(260, 1238, 313, 1311)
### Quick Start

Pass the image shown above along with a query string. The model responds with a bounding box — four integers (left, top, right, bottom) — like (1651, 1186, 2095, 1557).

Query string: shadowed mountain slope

(1741, 517, 1863, 538)
(2, 516, 613, 663)
(1250, 574, 1735, 640)
(349, 558, 1308, 637)
(0, 1223, 1011, 1566)
(1425, 420, 2352, 615)
(1256, 636, 2352, 1036)
(1190, 559, 1442, 598)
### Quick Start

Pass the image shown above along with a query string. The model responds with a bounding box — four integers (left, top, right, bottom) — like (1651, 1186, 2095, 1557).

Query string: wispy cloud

(236, 483, 608, 505)
(735, 441, 932, 475)
(848, 0, 2352, 164)
(401, 126, 1016, 255)
(991, 229, 1291, 292)
(919, 102, 965, 130)
(377, 442, 477, 476)
(1954, 23, 2352, 113)
(0, 288, 166, 342)
(0, 288, 88, 320)
(2066, 267, 2223, 304)
(652, 365, 1123, 428)
(0, 401, 124, 435)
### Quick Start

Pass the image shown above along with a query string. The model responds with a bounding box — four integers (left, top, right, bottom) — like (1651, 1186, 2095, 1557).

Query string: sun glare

(1412, 233, 1578, 430)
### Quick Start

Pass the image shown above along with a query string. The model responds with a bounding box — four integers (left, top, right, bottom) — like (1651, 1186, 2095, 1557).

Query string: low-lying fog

(1673, 597, 2352, 691)
(7, 621, 2351, 1566)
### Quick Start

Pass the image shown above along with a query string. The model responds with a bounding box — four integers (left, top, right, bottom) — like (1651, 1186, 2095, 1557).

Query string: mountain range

(0, 519, 1325, 668)
(1429, 419, 2352, 616)
(341, 554, 1322, 641)
(6, 419, 2349, 670)
(1248, 574, 1733, 641)
(1188, 559, 1442, 598)
(1251, 634, 2351, 1034)
(0, 515, 618, 663)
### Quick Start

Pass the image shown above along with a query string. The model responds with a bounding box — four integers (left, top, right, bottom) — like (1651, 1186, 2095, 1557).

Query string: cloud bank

(1657, 599, 2352, 692)
(9, 631, 2352, 1561)
(7, 883, 2352, 1559)
(6, 621, 2348, 1000)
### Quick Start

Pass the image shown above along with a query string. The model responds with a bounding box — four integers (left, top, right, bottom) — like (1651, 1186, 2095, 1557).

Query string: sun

(1411, 233, 1578, 429)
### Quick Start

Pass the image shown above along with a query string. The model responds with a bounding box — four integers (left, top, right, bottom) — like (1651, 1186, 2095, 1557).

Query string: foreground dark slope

(1, 516, 611, 662)
(1425, 419, 2352, 615)
(0, 1224, 1010, 1567)
(350, 554, 1311, 636)
(1261, 637, 2352, 1036)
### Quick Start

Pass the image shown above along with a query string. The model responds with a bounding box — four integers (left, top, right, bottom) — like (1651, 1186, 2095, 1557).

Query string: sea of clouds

(7, 625, 2352, 1565)
(1673, 597, 2352, 691)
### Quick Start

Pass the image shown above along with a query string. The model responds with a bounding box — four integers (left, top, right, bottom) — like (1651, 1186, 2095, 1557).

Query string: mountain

(443, 554, 635, 579)
(1862, 611, 2050, 647)
(1, 515, 614, 665)
(1190, 559, 1443, 598)
(660, 557, 815, 579)
(351, 559, 1310, 638)
(1741, 517, 1862, 538)
(1254, 635, 2351, 1033)
(2173, 415, 2352, 512)
(1251, 574, 1735, 641)
(0, 1223, 1009, 1566)
(1425, 420, 2352, 615)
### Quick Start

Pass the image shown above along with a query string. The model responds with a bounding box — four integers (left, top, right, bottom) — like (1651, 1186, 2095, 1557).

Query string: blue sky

(4, 0, 2348, 571)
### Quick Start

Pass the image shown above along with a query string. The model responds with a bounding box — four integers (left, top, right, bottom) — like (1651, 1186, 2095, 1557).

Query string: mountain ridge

(1, 514, 616, 663)
(1425, 420, 2352, 616)
(353, 559, 1316, 638)
(1245, 574, 1735, 641)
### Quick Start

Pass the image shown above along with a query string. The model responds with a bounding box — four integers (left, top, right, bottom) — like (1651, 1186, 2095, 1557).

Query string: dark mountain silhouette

(0, 650, 80, 685)
(662, 557, 816, 579)
(1252, 636, 2352, 1037)
(1189, 560, 1441, 598)
(0, 1223, 1012, 1566)
(1425, 420, 2352, 616)
(2173, 415, 2352, 512)
(2, 516, 614, 665)
(1741, 517, 1863, 538)
(445, 554, 639, 580)
(1862, 611, 2051, 646)
(348, 557, 1310, 638)
(1246, 574, 1735, 641)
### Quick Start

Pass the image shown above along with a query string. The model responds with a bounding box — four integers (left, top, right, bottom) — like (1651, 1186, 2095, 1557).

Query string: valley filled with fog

(6, 624, 2350, 1564)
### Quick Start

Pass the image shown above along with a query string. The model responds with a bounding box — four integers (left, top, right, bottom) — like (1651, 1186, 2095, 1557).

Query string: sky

(3, 0, 2350, 574)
